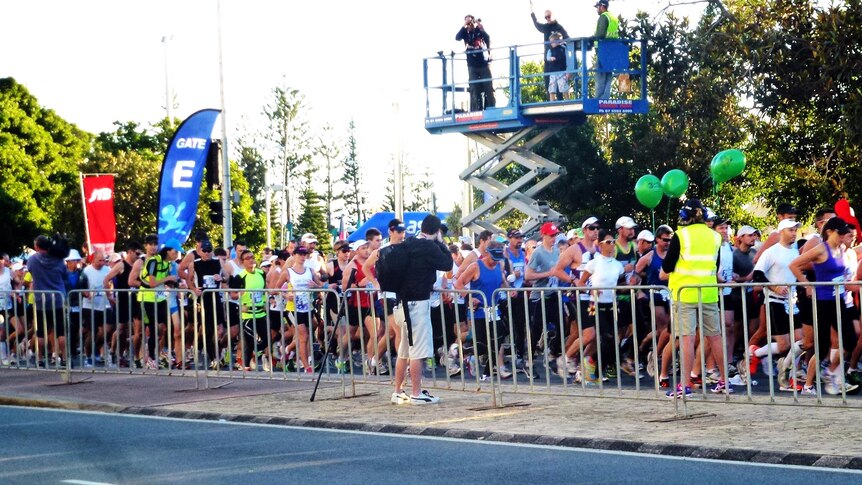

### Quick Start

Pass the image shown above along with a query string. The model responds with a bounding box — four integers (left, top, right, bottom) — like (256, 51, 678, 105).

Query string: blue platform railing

(423, 37, 649, 134)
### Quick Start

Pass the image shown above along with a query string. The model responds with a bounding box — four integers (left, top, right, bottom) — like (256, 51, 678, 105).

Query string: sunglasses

(201, 249, 212, 253)
(660, 238, 672, 243)
(544, 15, 551, 19)
(600, 239, 615, 245)
(586, 225, 600, 231)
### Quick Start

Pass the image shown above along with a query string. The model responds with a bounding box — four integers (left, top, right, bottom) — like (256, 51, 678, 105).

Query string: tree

(445, 204, 464, 239)
(263, 85, 313, 234)
(340, 119, 367, 226)
(237, 143, 267, 215)
(315, 123, 342, 231)
(0, 78, 89, 253)
(295, 186, 331, 252)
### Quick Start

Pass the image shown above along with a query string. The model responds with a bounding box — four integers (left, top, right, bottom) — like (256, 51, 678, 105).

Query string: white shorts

(548, 72, 569, 94)
(395, 300, 433, 360)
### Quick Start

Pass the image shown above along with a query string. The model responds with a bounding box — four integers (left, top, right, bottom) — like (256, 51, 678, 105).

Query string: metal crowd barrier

(3, 282, 861, 413)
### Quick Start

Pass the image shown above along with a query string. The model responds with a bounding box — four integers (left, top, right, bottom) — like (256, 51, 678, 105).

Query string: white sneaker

(555, 356, 568, 379)
(646, 350, 656, 378)
(391, 390, 410, 405)
(498, 364, 513, 379)
(447, 361, 462, 377)
(410, 390, 440, 405)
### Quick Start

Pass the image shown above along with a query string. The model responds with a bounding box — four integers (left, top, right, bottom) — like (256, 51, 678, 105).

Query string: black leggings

(242, 316, 269, 368)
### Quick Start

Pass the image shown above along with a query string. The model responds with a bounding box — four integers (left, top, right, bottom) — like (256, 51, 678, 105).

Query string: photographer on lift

(456, 14, 495, 111)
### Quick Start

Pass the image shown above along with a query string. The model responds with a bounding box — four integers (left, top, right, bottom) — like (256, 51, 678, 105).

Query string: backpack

(375, 243, 409, 294)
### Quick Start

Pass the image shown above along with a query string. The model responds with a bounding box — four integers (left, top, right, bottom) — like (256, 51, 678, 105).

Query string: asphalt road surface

(0, 407, 858, 484)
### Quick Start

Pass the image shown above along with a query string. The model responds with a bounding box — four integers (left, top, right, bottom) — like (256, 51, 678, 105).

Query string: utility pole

(217, 0, 232, 247)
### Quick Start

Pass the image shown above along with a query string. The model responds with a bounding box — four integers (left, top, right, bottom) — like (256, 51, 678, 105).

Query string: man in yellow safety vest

(593, 0, 619, 99)
(660, 199, 732, 398)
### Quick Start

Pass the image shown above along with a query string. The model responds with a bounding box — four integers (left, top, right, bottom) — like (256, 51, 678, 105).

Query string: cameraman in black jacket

(391, 215, 452, 405)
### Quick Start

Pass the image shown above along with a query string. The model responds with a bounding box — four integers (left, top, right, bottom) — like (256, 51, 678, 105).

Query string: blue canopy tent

(347, 212, 450, 242)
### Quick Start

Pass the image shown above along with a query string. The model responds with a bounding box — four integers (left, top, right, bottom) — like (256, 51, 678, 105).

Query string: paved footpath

(1, 368, 861, 469)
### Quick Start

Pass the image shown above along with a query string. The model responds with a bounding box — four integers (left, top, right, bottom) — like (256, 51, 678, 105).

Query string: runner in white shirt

(752, 219, 803, 391)
(81, 250, 113, 365)
(575, 229, 624, 383)
(276, 247, 322, 373)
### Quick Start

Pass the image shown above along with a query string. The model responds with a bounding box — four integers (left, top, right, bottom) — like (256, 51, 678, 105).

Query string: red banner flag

(82, 175, 117, 254)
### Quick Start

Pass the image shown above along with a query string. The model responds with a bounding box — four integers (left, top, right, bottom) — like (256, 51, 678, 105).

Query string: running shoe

(409, 390, 440, 405)
(391, 390, 410, 405)
(659, 376, 670, 389)
(690, 375, 703, 388)
(447, 361, 462, 377)
(710, 380, 734, 394)
(779, 378, 803, 392)
(554, 356, 567, 379)
(377, 361, 390, 375)
(777, 357, 790, 389)
(620, 358, 642, 378)
(665, 384, 693, 399)
(646, 350, 656, 378)
(583, 357, 597, 382)
(335, 359, 348, 374)
(605, 366, 617, 379)
(705, 369, 721, 385)
(499, 364, 513, 379)
(801, 385, 817, 395)
(747, 345, 761, 377)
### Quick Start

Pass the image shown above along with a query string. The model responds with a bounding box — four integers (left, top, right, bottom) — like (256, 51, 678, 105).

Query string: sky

(2, 0, 703, 217)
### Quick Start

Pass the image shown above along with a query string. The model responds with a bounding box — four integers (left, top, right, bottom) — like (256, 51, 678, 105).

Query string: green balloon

(661, 169, 689, 198)
(635, 174, 663, 209)
(710, 149, 746, 184)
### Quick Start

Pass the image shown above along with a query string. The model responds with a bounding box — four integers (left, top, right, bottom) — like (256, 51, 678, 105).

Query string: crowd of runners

(2, 205, 862, 400)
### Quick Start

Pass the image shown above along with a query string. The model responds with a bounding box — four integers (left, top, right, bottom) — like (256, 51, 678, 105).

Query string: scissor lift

(423, 37, 648, 235)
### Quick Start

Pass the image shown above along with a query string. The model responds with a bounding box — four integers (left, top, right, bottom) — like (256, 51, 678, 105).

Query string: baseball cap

(12, 262, 25, 272)
(200, 240, 214, 252)
(300, 233, 318, 244)
(109, 252, 122, 264)
(488, 247, 505, 261)
(712, 216, 730, 227)
(636, 230, 655, 242)
(581, 216, 599, 229)
(540, 222, 560, 236)
(349, 239, 369, 251)
(507, 229, 524, 239)
(736, 225, 758, 237)
(294, 246, 310, 255)
(64, 249, 82, 262)
(594, 0, 609, 7)
(388, 218, 406, 232)
(260, 259, 272, 268)
(459, 235, 473, 246)
(566, 228, 579, 240)
(776, 202, 798, 215)
(615, 216, 637, 229)
(704, 207, 717, 221)
(777, 219, 801, 231)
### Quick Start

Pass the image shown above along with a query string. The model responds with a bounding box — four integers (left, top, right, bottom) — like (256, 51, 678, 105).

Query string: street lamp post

(265, 184, 286, 249)
(161, 35, 173, 127)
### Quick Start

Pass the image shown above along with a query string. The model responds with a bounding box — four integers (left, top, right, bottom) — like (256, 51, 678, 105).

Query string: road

(0, 407, 858, 484)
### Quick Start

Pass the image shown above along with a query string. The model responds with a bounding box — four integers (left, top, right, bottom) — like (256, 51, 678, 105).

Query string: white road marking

(61, 480, 117, 485)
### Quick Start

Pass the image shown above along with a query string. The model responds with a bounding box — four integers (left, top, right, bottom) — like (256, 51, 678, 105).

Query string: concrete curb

(3, 396, 861, 470)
